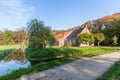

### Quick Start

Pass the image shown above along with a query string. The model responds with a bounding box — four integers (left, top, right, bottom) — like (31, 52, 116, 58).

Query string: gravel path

(17, 52, 120, 80)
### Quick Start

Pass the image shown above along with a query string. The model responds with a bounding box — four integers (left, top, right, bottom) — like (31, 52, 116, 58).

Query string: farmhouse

(55, 26, 94, 47)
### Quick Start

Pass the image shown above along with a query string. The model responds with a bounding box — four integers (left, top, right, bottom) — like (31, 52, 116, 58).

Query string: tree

(0, 31, 5, 45)
(112, 35, 118, 46)
(77, 33, 92, 46)
(94, 33, 105, 46)
(4, 30, 13, 45)
(13, 29, 27, 45)
(94, 19, 103, 33)
(111, 18, 120, 45)
(27, 19, 55, 49)
(103, 17, 120, 45)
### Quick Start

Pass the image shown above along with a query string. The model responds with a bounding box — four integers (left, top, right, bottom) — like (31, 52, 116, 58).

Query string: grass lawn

(97, 60, 120, 80)
(0, 45, 16, 53)
(0, 45, 16, 60)
(26, 47, 120, 64)
(0, 46, 120, 80)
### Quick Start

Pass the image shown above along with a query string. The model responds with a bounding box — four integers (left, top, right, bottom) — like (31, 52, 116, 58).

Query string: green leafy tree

(111, 18, 120, 45)
(0, 31, 5, 45)
(28, 19, 55, 49)
(13, 29, 27, 45)
(4, 30, 13, 45)
(112, 35, 118, 46)
(90, 34, 95, 42)
(94, 33, 105, 46)
(77, 33, 92, 46)
(103, 17, 120, 45)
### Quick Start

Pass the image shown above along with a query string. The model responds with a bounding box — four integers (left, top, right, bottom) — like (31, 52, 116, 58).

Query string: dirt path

(17, 52, 120, 80)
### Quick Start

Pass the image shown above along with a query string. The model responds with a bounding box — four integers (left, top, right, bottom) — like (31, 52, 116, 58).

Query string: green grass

(0, 58, 76, 80)
(26, 47, 120, 65)
(97, 61, 120, 80)
(0, 46, 120, 80)
(0, 45, 16, 53)
(0, 45, 16, 60)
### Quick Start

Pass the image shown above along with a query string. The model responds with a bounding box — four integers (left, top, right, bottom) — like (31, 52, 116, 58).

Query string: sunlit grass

(0, 45, 16, 53)
(26, 46, 120, 64)
(0, 46, 120, 80)
(0, 45, 16, 60)
(98, 60, 120, 80)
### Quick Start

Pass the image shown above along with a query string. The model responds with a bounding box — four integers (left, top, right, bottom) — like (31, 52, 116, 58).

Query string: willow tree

(27, 19, 55, 49)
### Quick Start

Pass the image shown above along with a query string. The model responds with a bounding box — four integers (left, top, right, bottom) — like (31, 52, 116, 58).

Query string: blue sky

(0, 0, 120, 30)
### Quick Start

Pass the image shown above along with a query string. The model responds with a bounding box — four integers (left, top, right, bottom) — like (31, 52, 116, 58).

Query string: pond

(0, 60, 31, 76)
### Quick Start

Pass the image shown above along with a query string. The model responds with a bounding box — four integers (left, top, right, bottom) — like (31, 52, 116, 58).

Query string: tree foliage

(83, 13, 120, 34)
(28, 19, 55, 49)
(77, 33, 93, 43)
(12, 29, 27, 45)
(94, 33, 105, 46)
(4, 30, 13, 45)
(0, 31, 5, 45)
(102, 17, 120, 45)
(112, 35, 118, 46)
(0, 28, 28, 45)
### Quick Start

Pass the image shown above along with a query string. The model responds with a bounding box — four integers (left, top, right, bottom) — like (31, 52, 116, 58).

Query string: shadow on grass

(26, 47, 83, 65)
(25, 47, 120, 65)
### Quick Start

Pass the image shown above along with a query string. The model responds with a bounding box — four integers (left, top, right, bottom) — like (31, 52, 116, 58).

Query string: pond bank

(0, 60, 31, 76)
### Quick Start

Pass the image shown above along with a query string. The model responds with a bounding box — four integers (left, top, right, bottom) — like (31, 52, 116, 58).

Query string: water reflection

(0, 60, 31, 76)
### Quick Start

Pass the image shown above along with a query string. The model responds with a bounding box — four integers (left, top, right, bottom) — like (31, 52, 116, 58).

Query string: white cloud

(0, 0, 35, 30)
